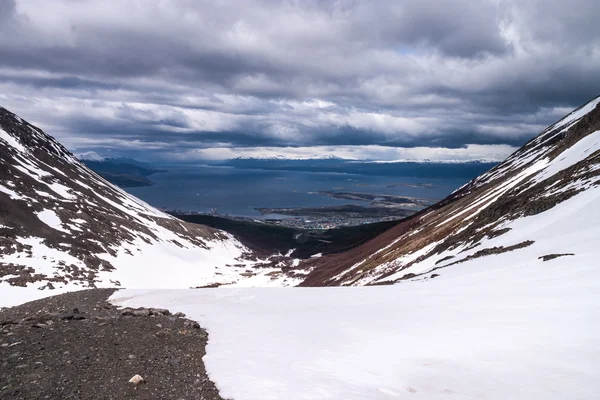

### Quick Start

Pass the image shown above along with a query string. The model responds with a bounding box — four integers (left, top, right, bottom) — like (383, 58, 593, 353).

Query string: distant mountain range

(229, 155, 499, 163)
(76, 152, 166, 188)
(221, 156, 499, 179)
(232, 154, 341, 161)
(350, 158, 501, 164)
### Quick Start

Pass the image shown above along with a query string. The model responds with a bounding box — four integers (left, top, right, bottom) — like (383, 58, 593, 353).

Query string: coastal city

(163, 209, 407, 229)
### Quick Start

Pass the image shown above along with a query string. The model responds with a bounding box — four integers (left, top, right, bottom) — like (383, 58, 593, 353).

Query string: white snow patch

(0, 236, 87, 280)
(0, 282, 83, 307)
(367, 240, 442, 283)
(13, 156, 53, 178)
(439, 159, 548, 227)
(535, 130, 600, 183)
(94, 234, 250, 289)
(73, 179, 93, 190)
(36, 210, 69, 233)
(0, 127, 26, 152)
(0, 184, 23, 200)
(46, 182, 75, 200)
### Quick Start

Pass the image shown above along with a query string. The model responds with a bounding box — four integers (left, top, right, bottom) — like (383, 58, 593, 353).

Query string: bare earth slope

(0, 289, 223, 400)
(301, 95, 600, 285)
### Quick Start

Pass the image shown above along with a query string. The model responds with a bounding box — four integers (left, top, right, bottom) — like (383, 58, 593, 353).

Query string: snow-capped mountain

(0, 107, 299, 306)
(76, 151, 106, 162)
(350, 158, 501, 164)
(232, 154, 343, 161)
(302, 95, 600, 285)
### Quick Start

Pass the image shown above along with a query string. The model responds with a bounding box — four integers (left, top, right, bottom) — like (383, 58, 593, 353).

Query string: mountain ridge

(0, 107, 302, 306)
(299, 95, 600, 285)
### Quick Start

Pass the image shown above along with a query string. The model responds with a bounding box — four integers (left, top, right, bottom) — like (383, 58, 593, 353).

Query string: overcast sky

(1, 0, 599, 161)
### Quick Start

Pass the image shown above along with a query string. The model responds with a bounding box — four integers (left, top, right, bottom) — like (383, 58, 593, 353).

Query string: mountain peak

(76, 151, 105, 162)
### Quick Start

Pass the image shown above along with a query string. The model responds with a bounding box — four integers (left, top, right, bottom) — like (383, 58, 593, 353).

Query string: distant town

(163, 208, 407, 229)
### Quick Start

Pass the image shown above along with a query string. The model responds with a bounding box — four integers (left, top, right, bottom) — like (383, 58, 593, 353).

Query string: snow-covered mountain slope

(111, 256, 600, 400)
(108, 97, 600, 399)
(0, 107, 301, 306)
(302, 95, 600, 285)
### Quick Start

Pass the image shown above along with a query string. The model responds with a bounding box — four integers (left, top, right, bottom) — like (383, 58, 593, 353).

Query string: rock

(32, 323, 47, 329)
(58, 311, 86, 321)
(120, 308, 134, 316)
(133, 309, 149, 317)
(183, 321, 200, 329)
(149, 308, 171, 316)
(128, 374, 144, 389)
(173, 312, 186, 318)
(155, 328, 171, 338)
(58, 312, 74, 320)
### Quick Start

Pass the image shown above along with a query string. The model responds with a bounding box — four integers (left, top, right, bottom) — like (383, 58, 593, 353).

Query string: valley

(1, 2, 599, 399)
(172, 213, 399, 259)
(1, 93, 600, 400)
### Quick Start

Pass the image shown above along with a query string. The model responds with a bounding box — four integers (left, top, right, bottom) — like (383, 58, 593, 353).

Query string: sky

(0, 0, 599, 162)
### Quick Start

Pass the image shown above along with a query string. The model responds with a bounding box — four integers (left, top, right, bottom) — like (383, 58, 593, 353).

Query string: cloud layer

(1, 0, 599, 160)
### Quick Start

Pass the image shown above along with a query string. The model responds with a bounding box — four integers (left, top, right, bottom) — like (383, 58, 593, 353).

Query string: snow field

(111, 255, 600, 400)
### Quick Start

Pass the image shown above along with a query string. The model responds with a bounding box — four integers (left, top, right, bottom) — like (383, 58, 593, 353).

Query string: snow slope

(0, 107, 303, 307)
(302, 95, 600, 286)
(111, 236, 600, 400)
(111, 154, 600, 399)
(111, 111, 600, 398)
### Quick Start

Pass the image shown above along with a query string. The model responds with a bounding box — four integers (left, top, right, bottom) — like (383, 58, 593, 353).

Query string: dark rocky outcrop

(0, 289, 223, 400)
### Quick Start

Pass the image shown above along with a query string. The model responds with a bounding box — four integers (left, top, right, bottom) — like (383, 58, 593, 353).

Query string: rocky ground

(0, 289, 225, 400)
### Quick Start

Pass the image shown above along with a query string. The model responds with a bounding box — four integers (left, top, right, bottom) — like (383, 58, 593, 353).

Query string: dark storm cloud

(0, 0, 599, 160)
(345, 1, 510, 58)
(0, 0, 16, 20)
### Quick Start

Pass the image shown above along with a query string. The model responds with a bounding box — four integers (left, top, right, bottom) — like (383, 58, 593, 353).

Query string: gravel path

(0, 289, 225, 400)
